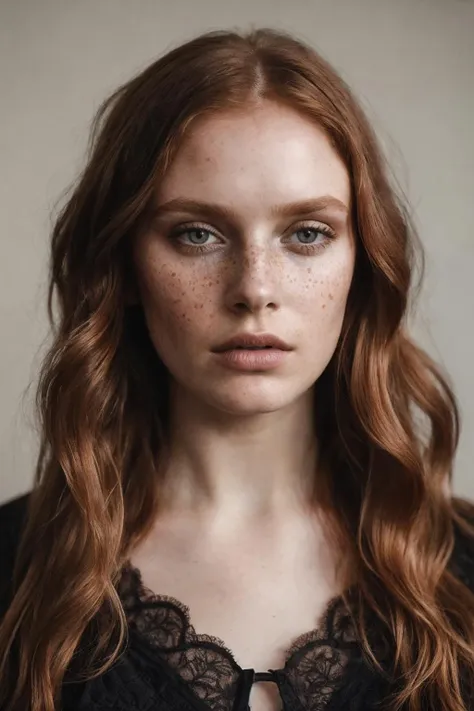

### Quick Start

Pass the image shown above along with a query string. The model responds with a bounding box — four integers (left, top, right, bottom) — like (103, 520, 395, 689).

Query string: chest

(127, 517, 343, 711)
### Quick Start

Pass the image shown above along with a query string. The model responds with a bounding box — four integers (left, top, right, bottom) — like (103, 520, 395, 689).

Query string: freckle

(329, 293, 334, 300)
(322, 304, 326, 309)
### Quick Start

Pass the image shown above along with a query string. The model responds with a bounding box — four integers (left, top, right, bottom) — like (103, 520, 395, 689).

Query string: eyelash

(168, 221, 336, 255)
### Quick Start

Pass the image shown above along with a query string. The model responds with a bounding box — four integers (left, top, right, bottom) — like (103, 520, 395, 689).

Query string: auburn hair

(1, 27, 473, 711)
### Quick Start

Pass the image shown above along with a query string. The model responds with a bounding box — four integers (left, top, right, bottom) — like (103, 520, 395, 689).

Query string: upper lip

(213, 333, 293, 352)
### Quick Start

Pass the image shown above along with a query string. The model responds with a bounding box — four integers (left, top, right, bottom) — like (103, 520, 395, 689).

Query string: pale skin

(129, 101, 356, 711)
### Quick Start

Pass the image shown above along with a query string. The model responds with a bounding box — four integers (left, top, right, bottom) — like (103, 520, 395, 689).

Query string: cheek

(296, 257, 354, 332)
(138, 264, 218, 343)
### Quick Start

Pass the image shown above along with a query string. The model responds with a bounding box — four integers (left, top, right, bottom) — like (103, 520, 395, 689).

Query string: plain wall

(1, 0, 473, 504)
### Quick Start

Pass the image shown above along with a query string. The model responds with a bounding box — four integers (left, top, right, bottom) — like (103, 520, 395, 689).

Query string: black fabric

(0, 491, 30, 620)
(1, 492, 474, 711)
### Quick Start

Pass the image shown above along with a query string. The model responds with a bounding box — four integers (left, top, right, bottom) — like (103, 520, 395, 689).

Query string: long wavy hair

(1, 27, 473, 711)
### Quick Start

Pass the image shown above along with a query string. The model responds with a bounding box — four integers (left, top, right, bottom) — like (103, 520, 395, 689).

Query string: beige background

(1, 0, 473, 505)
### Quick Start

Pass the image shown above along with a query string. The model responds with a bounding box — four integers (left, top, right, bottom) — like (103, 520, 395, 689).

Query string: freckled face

(131, 102, 355, 414)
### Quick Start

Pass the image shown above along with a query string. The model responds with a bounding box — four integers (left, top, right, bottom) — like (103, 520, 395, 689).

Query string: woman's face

(132, 102, 355, 415)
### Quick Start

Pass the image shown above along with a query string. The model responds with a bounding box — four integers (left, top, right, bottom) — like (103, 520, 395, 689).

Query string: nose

(224, 243, 280, 315)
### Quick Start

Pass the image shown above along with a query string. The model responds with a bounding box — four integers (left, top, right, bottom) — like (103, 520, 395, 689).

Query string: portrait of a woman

(0, 27, 473, 711)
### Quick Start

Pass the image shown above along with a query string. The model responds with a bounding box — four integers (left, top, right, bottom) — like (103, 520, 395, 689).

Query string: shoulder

(0, 491, 31, 619)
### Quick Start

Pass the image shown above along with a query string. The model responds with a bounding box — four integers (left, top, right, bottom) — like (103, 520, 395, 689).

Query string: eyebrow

(149, 195, 349, 222)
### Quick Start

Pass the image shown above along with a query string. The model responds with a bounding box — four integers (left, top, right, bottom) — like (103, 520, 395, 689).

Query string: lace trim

(120, 564, 242, 657)
(117, 561, 366, 711)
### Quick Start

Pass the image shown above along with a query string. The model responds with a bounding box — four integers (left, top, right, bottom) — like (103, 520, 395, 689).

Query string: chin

(203, 381, 301, 416)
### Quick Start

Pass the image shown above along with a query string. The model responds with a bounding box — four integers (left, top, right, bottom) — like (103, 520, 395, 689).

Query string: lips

(213, 345, 289, 371)
(213, 333, 292, 352)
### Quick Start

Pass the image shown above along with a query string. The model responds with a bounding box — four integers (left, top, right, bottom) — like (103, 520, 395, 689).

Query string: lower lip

(213, 348, 289, 371)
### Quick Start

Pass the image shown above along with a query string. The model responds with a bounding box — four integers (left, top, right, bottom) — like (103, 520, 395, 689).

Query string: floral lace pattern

(112, 511, 474, 711)
(117, 562, 385, 711)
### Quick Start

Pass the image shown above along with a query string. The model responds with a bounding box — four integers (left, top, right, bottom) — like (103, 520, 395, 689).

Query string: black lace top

(64, 560, 396, 711)
(108, 561, 393, 711)
(1, 493, 474, 711)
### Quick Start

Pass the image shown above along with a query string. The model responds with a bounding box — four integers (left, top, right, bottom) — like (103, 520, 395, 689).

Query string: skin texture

(131, 100, 355, 523)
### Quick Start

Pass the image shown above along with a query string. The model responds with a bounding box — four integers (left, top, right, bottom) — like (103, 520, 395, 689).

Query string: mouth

(213, 333, 293, 353)
(212, 343, 290, 371)
(232, 345, 275, 350)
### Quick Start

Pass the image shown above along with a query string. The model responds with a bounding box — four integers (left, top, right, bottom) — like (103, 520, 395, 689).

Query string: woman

(0, 26, 473, 711)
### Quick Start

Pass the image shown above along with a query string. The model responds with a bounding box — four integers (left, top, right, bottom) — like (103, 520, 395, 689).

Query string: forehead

(156, 103, 351, 211)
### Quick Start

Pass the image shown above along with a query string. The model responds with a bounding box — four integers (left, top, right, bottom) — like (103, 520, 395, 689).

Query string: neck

(157, 381, 319, 526)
